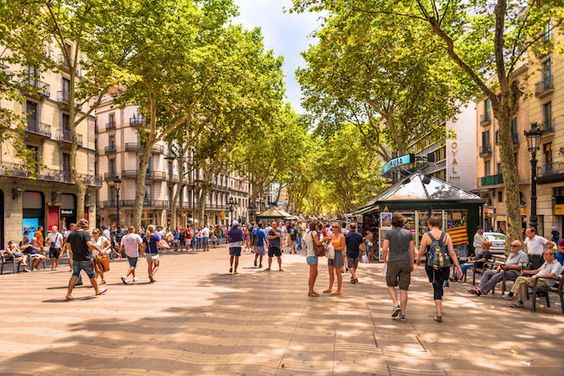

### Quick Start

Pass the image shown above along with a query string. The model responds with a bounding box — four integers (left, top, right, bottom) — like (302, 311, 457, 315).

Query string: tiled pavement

(0, 247, 563, 375)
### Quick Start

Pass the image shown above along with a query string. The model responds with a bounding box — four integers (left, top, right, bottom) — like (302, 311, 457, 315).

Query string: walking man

(65, 219, 107, 301)
(46, 225, 63, 270)
(202, 225, 210, 252)
(382, 213, 415, 321)
(228, 221, 244, 274)
(253, 223, 267, 268)
(267, 221, 283, 271)
(120, 226, 143, 284)
(345, 224, 364, 284)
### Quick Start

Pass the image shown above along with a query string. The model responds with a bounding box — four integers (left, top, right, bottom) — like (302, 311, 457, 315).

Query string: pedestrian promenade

(0, 247, 562, 375)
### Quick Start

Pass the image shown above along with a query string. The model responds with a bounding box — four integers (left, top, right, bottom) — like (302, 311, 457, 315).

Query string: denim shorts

(127, 256, 138, 268)
(306, 256, 318, 265)
(229, 247, 242, 257)
(72, 260, 95, 279)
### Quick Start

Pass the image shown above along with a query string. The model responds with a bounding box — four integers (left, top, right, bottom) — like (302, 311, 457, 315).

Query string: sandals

(433, 316, 442, 323)
(323, 289, 332, 294)
(64, 296, 74, 302)
(331, 291, 342, 296)
(308, 292, 320, 297)
(96, 288, 108, 296)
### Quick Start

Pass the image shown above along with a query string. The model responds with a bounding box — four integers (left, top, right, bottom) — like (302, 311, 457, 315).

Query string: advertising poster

(23, 217, 39, 236)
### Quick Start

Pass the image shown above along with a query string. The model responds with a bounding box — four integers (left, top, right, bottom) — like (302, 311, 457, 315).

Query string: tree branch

(494, 0, 508, 90)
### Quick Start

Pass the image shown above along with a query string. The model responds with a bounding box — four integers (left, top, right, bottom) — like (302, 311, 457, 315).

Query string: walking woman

(417, 217, 463, 322)
(323, 222, 346, 296)
(92, 229, 111, 284)
(143, 225, 161, 283)
(304, 222, 324, 297)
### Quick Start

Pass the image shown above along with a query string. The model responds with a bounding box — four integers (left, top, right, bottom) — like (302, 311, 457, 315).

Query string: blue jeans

(454, 263, 474, 279)
(72, 260, 95, 279)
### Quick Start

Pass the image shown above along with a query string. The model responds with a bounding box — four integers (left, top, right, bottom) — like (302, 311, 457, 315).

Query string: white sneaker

(121, 276, 128, 285)
(133, 277, 139, 283)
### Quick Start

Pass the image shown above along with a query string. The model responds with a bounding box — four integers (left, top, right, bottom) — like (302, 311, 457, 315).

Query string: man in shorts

(381, 213, 414, 322)
(228, 221, 244, 274)
(65, 219, 107, 301)
(202, 225, 210, 251)
(345, 224, 364, 284)
(120, 226, 143, 284)
(288, 224, 298, 254)
(267, 221, 283, 271)
(253, 223, 267, 268)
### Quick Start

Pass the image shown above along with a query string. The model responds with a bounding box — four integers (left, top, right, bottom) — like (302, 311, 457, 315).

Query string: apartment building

(408, 103, 478, 192)
(0, 44, 98, 248)
(95, 101, 251, 228)
(476, 24, 563, 235)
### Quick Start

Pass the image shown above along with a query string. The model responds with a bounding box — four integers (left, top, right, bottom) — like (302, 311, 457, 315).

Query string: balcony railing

(25, 119, 52, 137)
(55, 130, 83, 146)
(129, 116, 144, 127)
(480, 113, 492, 126)
(21, 79, 50, 98)
(481, 174, 504, 186)
(148, 170, 166, 180)
(103, 172, 119, 181)
(125, 142, 142, 152)
(479, 144, 492, 157)
(79, 174, 102, 187)
(106, 122, 116, 131)
(537, 162, 564, 184)
(152, 144, 164, 154)
(38, 167, 72, 183)
(0, 162, 30, 178)
(122, 170, 138, 179)
(535, 75, 554, 97)
(105, 145, 117, 154)
(0, 163, 98, 185)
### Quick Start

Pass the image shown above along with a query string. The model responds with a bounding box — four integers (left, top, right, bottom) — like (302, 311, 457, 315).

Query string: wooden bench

(0, 250, 25, 274)
(530, 270, 564, 313)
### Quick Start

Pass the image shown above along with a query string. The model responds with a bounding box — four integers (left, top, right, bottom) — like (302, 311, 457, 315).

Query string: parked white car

(484, 232, 507, 255)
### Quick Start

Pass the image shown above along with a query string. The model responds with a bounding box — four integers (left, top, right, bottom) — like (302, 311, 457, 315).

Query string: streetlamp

(524, 123, 544, 230)
(227, 197, 237, 224)
(113, 176, 122, 238)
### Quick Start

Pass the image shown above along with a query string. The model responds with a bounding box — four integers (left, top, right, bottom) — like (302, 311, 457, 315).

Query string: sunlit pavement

(0, 247, 563, 375)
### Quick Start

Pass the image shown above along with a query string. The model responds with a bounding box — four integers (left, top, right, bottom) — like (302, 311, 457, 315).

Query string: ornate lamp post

(524, 123, 543, 230)
(227, 197, 237, 224)
(113, 176, 122, 237)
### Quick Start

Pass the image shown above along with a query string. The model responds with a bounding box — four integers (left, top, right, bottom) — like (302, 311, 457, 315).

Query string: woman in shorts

(143, 225, 161, 283)
(323, 223, 346, 296)
(304, 222, 323, 297)
(92, 229, 111, 284)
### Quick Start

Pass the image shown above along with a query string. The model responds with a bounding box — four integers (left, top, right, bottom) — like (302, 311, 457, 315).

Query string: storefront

(60, 193, 77, 229)
(22, 191, 45, 236)
(353, 172, 484, 259)
(0, 189, 4, 249)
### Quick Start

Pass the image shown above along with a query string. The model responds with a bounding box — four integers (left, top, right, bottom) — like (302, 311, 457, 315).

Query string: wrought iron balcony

(537, 162, 564, 184)
(129, 116, 144, 127)
(148, 170, 166, 180)
(103, 172, 119, 181)
(152, 144, 164, 154)
(57, 90, 70, 104)
(21, 79, 50, 98)
(481, 174, 504, 186)
(479, 144, 492, 157)
(0, 162, 30, 178)
(56, 130, 83, 146)
(25, 119, 52, 138)
(105, 145, 117, 154)
(125, 142, 142, 152)
(535, 75, 554, 98)
(106, 121, 116, 131)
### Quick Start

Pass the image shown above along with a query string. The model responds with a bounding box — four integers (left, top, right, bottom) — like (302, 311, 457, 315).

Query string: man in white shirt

(46, 226, 63, 270)
(502, 247, 563, 308)
(523, 227, 551, 269)
(120, 226, 143, 284)
(202, 226, 210, 251)
(473, 226, 486, 256)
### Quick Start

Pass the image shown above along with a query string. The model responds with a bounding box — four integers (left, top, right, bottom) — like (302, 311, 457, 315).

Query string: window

(26, 100, 38, 129)
(108, 113, 115, 127)
(108, 159, 116, 175)
(168, 186, 173, 207)
(484, 160, 491, 176)
(109, 135, 115, 147)
(497, 191, 503, 203)
(484, 99, 491, 119)
(62, 77, 71, 96)
(27, 66, 39, 85)
(62, 153, 71, 177)
(542, 59, 552, 84)
(543, 20, 552, 40)
(168, 160, 173, 179)
(496, 163, 502, 175)
(62, 113, 70, 133)
(543, 102, 552, 130)
(482, 131, 490, 146)
(543, 143, 553, 169)
(144, 185, 152, 204)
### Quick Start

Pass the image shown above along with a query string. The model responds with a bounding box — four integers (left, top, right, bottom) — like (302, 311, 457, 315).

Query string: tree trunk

(132, 148, 150, 231)
(496, 104, 522, 250)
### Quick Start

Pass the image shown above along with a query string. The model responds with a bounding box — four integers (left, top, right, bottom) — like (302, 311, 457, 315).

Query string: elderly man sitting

(468, 240, 528, 296)
(5, 241, 30, 272)
(501, 247, 563, 308)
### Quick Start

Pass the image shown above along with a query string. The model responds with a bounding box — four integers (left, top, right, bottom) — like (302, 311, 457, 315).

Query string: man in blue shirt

(558, 239, 564, 265)
(345, 224, 364, 284)
(228, 221, 245, 275)
(253, 223, 267, 268)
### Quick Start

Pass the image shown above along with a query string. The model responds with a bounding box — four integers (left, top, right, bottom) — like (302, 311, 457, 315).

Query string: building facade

(95, 101, 250, 229)
(0, 43, 98, 248)
(408, 102, 478, 192)
(476, 25, 563, 236)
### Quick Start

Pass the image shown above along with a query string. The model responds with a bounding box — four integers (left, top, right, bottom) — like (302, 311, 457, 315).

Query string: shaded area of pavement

(0, 247, 563, 375)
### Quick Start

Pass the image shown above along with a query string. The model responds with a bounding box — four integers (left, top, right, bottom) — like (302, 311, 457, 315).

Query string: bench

(530, 270, 564, 313)
(0, 250, 25, 274)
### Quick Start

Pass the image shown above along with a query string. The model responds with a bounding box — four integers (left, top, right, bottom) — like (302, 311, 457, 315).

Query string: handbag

(361, 254, 369, 263)
(326, 244, 335, 260)
(97, 254, 110, 272)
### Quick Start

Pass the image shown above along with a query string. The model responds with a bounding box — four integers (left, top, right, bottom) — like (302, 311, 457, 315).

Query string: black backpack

(426, 231, 450, 270)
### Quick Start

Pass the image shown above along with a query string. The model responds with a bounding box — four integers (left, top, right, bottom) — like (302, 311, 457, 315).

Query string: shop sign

(449, 141, 460, 179)
(60, 209, 75, 216)
(554, 204, 564, 215)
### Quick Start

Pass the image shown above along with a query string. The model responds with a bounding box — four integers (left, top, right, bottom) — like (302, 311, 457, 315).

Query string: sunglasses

(511, 245, 520, 247)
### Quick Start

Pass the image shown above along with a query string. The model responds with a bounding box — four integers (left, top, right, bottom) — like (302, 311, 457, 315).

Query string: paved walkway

(0, 246, 563, 375)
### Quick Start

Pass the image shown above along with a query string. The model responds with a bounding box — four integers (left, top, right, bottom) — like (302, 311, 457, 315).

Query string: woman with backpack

(417, 216, 463, 322)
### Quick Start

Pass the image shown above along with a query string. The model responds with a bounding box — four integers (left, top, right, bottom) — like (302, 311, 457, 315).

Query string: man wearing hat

(228, 221, 245, 275)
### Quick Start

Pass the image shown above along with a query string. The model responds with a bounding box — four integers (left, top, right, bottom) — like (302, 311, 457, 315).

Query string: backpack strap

(426, 231, 436, 242)
(438, 231, 446, 243)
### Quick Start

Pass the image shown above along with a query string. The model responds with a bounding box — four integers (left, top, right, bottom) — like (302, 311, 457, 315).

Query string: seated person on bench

(5, 241, 30, 272)
(454, 241, 492, 280)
